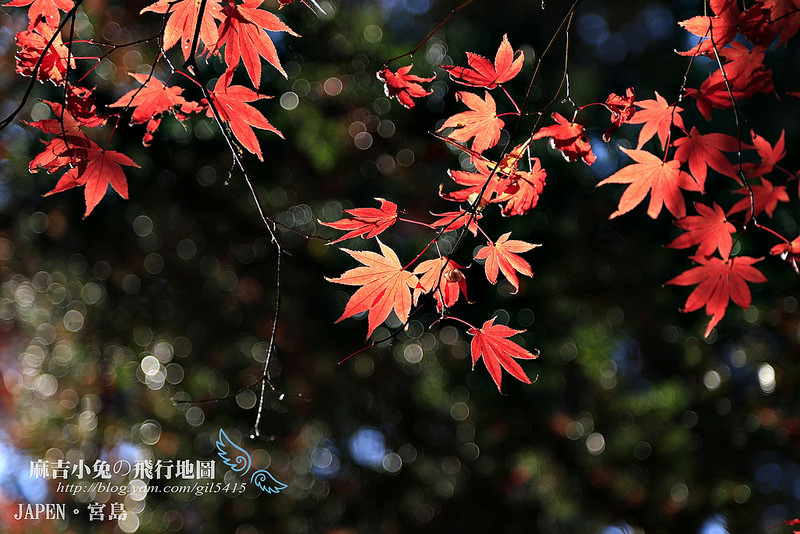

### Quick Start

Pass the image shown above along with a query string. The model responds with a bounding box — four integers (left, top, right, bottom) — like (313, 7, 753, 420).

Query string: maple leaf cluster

(7, 0, 299, 216)
(333, 0, 800, 395)
(328, 36, 546, 392)
(592, 0, 800, 337)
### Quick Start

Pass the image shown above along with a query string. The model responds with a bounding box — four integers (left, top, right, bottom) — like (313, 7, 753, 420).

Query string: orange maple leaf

(140, 0, 224, 59)
(721, 42, 772, 87)
(672, 126, 739, 188)
(319, 198, 398, 244)
(474, 232, 538, 293)
(430, 209, 481, 236)
(5, 0, 73, 28)
(667, 202, 736, 259)
(532, 112, 596, 165)
(207, 71, 283, 161)
(43, 140, 139, 218)
(377, 64, 435, 109)
(15, 18, 74, 83)
(597, 147, 701, 219)
(326, 239, 419, 338)
(494, 158, 547, 217)
(438, 91, 504, 154)
(762, 0, 800, 45)
(441, 34, 524, 89)
(108, 73, 197, 146)
(771, 236, 800, 275)
(603, 87, 636, 141)
(212, 0, 298, 85)
(677, 0, 739, 56)
(743, 130, 785, 179)
(413, 257, 468, 312)
(728, 178, 789, 219)
(440, 167, 509, 208)
(627, 91, 685, 150)
(109, 73, 190, 124)
(667, 254, 767, 338)
(468, 317, 538, 392)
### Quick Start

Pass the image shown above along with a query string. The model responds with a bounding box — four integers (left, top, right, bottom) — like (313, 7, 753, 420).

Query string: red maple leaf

(467, 317, 538, 392)
(326, 239, 419, 338)
(109, 73, 190, 124)
(377, 64, 435, 109)
(26, 101, 91, 174)
(743, 130, 785, 178)
(319, 198, 398, 244)
(721, 42, 772, 87)
(688, 68, 772, 121)
(43, 139, 139, 218)
(441, 34, 524, 89)
(29, 135, 89, 175)
(603, 87, 636, 141)
(5, 0, 73, 27)
(763, 0, 800, 44)
(474, 232, 538, 293)
(413, 257, 468, 312)
(212, 0, 298, 86)
(440, 167, 509, 209)
(141, 0, 224, 59)
(26, 100, 86, 138)
(771, 236, 800, 275)
(667, 202, 736, 259)
(438, 138, 543, 216)
(627, 91, 685, 150)
(532, 112, 596, 165)
(672, 126, 739, 188)
(64, 86, 106, 128)
(678, 0, 740, 56)
(728, 178, 789, 218)
(15, 18, 74, 83)
(438, 91, 504, 154)
(430, 209, 481, 236)
(108, 73, 195, 146)
(667, 254, 767, 338)
(207, 71, 283, 161)
(597, 147, 702, 219)
(494, 158, 547, 217)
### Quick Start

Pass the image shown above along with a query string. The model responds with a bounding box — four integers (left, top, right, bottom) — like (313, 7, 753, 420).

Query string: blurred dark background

(1, 0, 800, 532)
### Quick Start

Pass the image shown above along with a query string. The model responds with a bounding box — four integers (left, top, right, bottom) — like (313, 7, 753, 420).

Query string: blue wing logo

(215, 429, 252, 473)
(215, 429, 286, 494)
(250, 469, 288, 493)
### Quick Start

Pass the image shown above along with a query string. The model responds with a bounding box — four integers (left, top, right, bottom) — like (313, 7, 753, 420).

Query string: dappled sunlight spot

(700, 514, 729, 534)
(601, 523, 636, 534)
(363, 24, 382, 44)
(280, 92, 299, 111)
(578, 13, 610, 46)
(236, 389, 257, 409)
(403, 343, 423, 364)
(323, 77, 343, 97)
(185, 406, 204, 427)
(586, 432, 605, 455)
(450, 401, 469, 421)
(118, 511, 140, 533)
(348, 427, 386, 469)
(758, 364, 776, 394)
(353, 355, 374, 377)
(633, 441, 652, 460)
(703, 370, 721, 390)
(565, 421, 584, 441)
(139, 420, 161, 446)
(459, 442, 479, 462)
